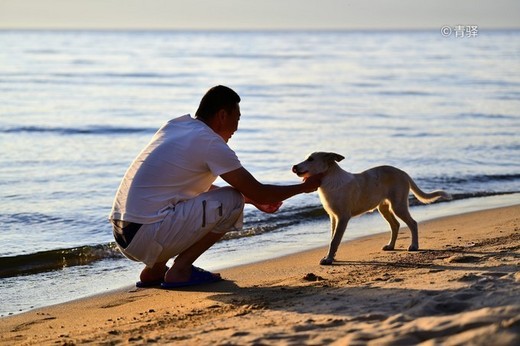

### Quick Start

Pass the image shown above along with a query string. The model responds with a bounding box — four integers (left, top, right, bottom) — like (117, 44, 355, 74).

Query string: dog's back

(320, 165, 414, 217)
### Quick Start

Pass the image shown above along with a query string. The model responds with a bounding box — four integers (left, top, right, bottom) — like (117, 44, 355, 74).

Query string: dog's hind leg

(378, 203, 400, 251)
(321, 216, 350, 265)
(392, 204, 419, 251)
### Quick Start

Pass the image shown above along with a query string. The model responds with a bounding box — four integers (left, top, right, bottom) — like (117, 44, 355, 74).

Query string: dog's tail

(408, 176, 452, 204)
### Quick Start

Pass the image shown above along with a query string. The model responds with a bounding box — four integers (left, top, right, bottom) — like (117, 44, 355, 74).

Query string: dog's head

(292, 152, 345, 178)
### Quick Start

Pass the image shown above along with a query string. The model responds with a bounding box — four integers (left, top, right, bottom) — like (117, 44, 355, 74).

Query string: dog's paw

(408, 244, 419, 251)
(320, 257, 334, 265)
(382, 244, 394, 251)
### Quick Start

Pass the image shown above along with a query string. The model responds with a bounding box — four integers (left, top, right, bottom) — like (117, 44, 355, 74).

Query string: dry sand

(1, 205, 519, 345)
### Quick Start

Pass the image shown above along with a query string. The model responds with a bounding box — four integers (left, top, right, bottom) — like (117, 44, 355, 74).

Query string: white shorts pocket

(201, 200, 223, 228)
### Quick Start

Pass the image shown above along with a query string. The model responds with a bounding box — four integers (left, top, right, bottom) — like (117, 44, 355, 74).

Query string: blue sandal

(161, 266, 222, 289)
(135, 279, 163, 288)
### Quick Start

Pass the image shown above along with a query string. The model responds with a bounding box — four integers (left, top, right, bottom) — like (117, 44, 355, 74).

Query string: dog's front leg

(321, 216, 350, 265)
(329, 215, 337, 238)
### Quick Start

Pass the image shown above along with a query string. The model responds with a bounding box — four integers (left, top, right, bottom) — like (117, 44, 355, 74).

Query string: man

(109, 85, 321, 288)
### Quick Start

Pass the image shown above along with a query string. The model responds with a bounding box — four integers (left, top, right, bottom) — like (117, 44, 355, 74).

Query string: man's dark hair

(195, 85, 241, 120)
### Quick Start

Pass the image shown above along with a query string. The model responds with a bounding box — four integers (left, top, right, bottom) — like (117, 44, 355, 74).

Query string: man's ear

(217, 108, 227, 121)
(216, 109, 227, 125)
(325, 152, 345, 162)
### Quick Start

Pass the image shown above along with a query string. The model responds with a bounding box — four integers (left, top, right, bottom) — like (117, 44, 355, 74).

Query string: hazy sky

(0, 0, 519, 30)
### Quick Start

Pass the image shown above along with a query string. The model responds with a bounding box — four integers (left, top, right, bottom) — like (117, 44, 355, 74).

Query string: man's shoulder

(158, 114, 218, 147)
(162, 114, 202, 133)
(167, 114, 193, 124)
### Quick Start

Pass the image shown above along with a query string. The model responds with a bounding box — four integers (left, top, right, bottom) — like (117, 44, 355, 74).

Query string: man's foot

(137, 263, 169, 287)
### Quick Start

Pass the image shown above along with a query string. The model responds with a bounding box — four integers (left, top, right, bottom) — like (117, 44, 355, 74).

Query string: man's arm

(220, 167, 321, 205)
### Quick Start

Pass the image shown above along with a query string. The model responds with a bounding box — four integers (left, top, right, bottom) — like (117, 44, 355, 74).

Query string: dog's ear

(325, 152, 345, 162)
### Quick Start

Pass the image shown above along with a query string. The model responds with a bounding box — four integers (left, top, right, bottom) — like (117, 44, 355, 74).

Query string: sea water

(1, 30, 519, 316)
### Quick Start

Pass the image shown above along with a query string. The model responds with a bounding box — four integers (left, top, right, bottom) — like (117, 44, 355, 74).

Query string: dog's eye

(307, 157, 314, 162)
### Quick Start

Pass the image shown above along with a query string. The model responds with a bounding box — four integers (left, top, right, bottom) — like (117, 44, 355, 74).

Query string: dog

(292, 152, 451, 265)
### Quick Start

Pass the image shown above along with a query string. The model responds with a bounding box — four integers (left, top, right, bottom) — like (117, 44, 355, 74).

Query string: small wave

(392, 132, 443, 138)
(0, 206, 329, 278)
(495, 93, 520, 101)
(2, 212, 63, 225)
(409, 190, 519, 205)
(0, 244, 123, 278)
(48, 72, 178, 79)
(427, 173, 520, 185)
(1, 125, 155, 135)
(225, 205, 328, 241)
(458, 112, 517, 120)
(377, 90, 433, 97)
(448, 191, 520, 200)
(26, 49, 59, 55)
(102, 72, 171, 79)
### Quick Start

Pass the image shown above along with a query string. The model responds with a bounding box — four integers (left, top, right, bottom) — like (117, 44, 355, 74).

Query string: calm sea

(1, 30, 519, 316)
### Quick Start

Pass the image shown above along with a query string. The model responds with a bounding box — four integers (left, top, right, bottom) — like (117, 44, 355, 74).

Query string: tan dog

(292, 152, 451, 265)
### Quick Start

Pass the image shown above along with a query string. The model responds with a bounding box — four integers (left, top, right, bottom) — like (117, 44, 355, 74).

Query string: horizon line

(1, 26, 519, 32)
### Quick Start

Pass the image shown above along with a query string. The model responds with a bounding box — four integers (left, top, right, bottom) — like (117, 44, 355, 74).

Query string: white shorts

(118, 187, 244, 267)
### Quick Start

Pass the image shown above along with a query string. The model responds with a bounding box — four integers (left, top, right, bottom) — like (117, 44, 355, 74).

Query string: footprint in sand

(11, 316, 56, 332)
(445, 255, 483, 263)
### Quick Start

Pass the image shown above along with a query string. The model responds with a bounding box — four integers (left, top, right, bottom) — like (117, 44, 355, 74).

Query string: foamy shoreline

(1, 204, 518, 345)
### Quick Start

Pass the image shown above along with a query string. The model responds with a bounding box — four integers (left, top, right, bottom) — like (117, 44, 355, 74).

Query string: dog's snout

(292, 165, 298, 173)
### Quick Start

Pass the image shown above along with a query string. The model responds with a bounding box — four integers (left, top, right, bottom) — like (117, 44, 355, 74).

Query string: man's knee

(208, 187, 244, 233)
(217, 186, 245, 211)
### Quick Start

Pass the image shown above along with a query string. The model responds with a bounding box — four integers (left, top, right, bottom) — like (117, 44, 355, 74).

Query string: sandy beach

(1, 204, 519, 345)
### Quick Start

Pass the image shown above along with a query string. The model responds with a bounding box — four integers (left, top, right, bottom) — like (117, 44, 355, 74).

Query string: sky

(0, 0, 519, 30)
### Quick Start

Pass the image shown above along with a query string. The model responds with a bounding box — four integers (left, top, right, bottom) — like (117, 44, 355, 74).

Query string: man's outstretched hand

(244, 197, 283, 214)
(252, 201, 283, 213)
(241, 173, 323, 213)
(301, 173, 323, 192)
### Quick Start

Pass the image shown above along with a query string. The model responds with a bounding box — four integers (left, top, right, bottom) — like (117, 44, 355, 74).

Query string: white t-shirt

(109, 114, 242, 224)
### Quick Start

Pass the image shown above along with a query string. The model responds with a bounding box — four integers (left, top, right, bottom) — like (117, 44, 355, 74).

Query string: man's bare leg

(164, 231, 225, 283)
